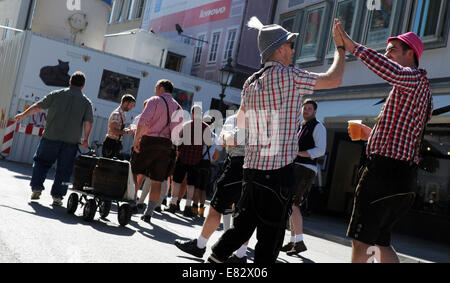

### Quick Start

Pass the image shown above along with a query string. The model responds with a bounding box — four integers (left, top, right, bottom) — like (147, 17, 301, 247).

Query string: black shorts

(196, 159, 211, 191)
(102, 137, 122, 159)
(292, 163, 316, 206)
(130, 136, 173, 182)
(346, 155, 417, 247)
(173, 160, 199, 186)
(210, 156, 244, 215)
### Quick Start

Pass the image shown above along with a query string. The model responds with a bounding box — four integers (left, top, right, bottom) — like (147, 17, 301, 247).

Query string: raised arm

(314, 19, 346, 90)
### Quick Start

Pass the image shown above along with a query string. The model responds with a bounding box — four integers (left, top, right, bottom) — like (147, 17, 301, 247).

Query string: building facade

(274, 0, 450, 244)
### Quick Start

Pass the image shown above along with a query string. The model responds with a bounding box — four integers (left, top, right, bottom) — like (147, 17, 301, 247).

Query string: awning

(316, 94, 450, 125)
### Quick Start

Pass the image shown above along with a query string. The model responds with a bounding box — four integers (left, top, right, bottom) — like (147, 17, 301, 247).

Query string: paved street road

(0, 159, 352, 263)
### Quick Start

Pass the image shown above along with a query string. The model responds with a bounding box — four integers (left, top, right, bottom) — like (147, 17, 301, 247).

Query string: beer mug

(348, 120, 362, 141)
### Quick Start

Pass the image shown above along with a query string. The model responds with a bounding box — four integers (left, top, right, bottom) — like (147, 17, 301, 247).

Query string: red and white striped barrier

(1, 121, 44, 156)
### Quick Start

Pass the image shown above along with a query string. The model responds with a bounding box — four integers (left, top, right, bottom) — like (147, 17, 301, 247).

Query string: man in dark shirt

(14, 71, 94, 206)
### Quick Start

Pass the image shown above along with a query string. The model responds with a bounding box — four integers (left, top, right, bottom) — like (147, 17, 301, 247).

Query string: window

(280, 10, 303, 64)
(208, 31, 221, 63)
(361, 0, 401, 48)
(3, 19, 11, 40)
(115, 0, 124, 22)
(327, 0, 363, 56)
(410, 0, 449, 44)
(135, 0, 145, 19)
(109, 0, 117, 23)
(223, 28, 237, 61)
(194, 34, 206, 64)
(165, 52, 185, 72)
(127, 0, 135, 20)
(296, 3, 331, 64)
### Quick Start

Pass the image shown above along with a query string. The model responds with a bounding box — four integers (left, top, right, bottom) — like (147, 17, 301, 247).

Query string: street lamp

(219, 58, 235, 111)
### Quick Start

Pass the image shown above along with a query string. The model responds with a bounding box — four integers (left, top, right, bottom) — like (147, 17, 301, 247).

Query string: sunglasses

(286, 41, 295, 50)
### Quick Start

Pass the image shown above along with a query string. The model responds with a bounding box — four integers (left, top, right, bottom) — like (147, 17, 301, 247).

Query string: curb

(303, 228, 432, 263)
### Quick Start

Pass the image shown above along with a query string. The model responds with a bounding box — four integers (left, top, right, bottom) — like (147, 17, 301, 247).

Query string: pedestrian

(102, 94, 136, 159)
(175, 112, 251, 263)
(192, 115, 222, 217)
(336, 21, 433, 263)
(280, 99, 326, 255)
(206, 17, 346, 264)
(14, 71, 94, 206)
(166, 105, 213, 217)
(131, 79, 182, 223)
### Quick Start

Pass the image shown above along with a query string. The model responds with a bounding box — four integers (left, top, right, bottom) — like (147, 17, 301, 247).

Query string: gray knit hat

(248, 16, 299, 64)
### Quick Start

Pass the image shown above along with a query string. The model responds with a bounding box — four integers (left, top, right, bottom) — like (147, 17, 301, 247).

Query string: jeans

(30, 138, 78, 199)
(211, 164, 294, 264)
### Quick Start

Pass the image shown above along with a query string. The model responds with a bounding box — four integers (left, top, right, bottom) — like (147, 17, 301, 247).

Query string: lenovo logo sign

(199, 6, 227, 18)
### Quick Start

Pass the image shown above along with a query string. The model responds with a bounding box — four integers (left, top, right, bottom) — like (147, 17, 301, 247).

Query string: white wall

(104, 29, 195, 74)
(31, 0, 110, 50)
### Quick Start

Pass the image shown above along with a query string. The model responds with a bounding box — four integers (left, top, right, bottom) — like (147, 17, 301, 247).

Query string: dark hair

(157, 79, 174, 94)
(70, 71, 86, 87)
(399, 41, 419, 67)
(121, 94, 136, 104)
(303, 99, 317, 110)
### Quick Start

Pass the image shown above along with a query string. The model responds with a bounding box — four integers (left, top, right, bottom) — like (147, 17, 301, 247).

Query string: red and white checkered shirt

(353, 44, 433, 164)
(241, 61, 318, 170)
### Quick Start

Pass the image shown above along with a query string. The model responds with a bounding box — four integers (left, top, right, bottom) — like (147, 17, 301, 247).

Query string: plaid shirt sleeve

(352, 44, 422, 92)
(293, 68, 318, 95)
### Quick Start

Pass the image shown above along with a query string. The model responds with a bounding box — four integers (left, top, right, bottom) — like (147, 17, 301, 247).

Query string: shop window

(109, 0, 117, 23)
(296, 2, 331, 65)
(414, 127, 450, 217)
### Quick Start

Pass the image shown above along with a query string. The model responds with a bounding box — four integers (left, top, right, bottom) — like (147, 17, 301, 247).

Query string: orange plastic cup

(348, 120, 362, 141)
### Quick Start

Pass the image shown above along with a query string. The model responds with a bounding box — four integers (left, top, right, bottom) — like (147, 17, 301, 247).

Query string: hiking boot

(286, 241, 307, 255)
(165, 203, 177, 214)
(174, 239, 205, 258)
(226, 255, 247, 263)
(31, 191, 42, 200)
(162, 198, 167, 206)
(191, 205, 198, 215)
(280, 242, 294, 252)
(183, 206, 196, 217)
(52, 197, 63, 206)
(141, 215, 151, 224)
(154, 206, 162, 213)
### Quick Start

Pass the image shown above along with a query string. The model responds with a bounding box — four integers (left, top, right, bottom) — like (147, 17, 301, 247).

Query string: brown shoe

(280, 242, 294, 252)
(286, 241, 307, 255)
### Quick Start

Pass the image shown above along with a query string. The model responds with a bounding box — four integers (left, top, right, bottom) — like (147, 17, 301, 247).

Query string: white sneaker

(52, 197, 63, 206)
(31, 191, 42, 200)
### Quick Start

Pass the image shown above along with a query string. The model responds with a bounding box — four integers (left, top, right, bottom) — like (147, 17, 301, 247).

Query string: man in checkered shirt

(207, 18, 347, 264)
(336, 22, 433, 263)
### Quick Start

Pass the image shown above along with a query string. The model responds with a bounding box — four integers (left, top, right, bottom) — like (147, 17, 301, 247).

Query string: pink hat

(388, 32, 424, 62)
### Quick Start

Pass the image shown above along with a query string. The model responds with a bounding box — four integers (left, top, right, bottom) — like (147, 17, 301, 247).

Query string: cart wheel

(99, 200, 112, 218)
(118, 204, 132, 226)
(66, 193, 79, 214)
(83, 199, 97, 222)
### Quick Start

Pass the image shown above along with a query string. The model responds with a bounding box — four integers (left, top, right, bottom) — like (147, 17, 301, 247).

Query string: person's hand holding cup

(348, 120, 372, 141)
(348, 120, 362, 141)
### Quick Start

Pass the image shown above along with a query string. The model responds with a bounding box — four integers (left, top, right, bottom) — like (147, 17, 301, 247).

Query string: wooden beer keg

(73, 155, 99, 190)
(92, 158, 129, 199)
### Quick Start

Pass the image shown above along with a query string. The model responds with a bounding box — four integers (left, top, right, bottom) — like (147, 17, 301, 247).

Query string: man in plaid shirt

(336, 22, 433, 263)
(207, 18, 347, 264)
